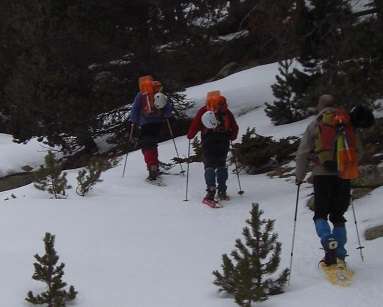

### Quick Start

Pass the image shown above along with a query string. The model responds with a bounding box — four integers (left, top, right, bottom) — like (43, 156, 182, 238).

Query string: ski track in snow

(0, 62, 383, 306)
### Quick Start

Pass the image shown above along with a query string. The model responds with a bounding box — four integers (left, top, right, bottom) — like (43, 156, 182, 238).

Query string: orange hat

(139, 75, 154, 94)
(206, 91, 227, 112)
(207, 90, 221, 99)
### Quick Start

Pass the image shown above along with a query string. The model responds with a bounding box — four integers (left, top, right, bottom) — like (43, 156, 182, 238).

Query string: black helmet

(350, 105, 375, 128)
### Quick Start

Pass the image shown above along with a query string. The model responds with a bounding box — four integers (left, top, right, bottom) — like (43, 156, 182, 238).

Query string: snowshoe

(319, 258, 353, 287)
(159, 170, 183, 176)
(217, 190, 230, 201)
(203, 187, 222, 208)
(145, 176, 166, 187)
(159, 161, 174, 171)
(202, 197, 222, 208)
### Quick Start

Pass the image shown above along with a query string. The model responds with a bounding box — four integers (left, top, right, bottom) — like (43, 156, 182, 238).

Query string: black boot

(217, 190, 230, 201)
(204, 186, 216, 201)
(323, 237, 338, 265)
(148, 164, 159, 181)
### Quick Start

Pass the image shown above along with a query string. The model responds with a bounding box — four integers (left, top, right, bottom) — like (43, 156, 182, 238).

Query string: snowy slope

(185, 62, 283, 117)
(0, 62, 383, 307)
(185, 60, 310, 139)
(0, 135, 58, 177)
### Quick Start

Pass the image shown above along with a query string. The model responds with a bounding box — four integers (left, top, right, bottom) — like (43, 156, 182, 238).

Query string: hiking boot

(217, 190, 230, 201)
(148, 164, 159, 181)
(205, 186, 216, 201)
(323, 237, 338, 265)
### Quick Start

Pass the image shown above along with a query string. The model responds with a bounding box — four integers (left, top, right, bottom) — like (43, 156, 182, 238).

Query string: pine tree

(192, 136, 203, 162)
(213, 203, 289, 307)
(34, 151, 71, 199)
(26, 233, 77, 307)
(296, 0, 356, 104)
(265, 60, 308, 125)
(76, 156, 117, 196)
(2, 0, 110, 152)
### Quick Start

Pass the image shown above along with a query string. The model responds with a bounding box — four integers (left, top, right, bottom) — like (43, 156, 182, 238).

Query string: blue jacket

(129, 92, 173, 126)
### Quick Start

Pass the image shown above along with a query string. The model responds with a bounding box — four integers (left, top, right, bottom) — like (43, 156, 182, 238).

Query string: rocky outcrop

(353, 164, 383, 188)
(210, 62, 240, 81)
(0, 172, 35, 193)
(365, 225, 383, 241)
(351, 164, 383, 198)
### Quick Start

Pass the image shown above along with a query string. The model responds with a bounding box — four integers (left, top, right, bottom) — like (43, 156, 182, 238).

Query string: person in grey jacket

(295, 94, 355, 265)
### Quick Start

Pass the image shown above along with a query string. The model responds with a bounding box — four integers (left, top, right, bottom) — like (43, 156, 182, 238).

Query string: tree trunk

(229, 0, 242, 21)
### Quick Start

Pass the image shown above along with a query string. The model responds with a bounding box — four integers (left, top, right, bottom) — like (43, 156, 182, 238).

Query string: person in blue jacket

(129, 76, 172, 180)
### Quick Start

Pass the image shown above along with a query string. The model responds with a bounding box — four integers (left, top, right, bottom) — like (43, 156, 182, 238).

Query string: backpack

(138, 76, 163, 115)
(314, 108, 359, 180)
(204, 91, 231, 133)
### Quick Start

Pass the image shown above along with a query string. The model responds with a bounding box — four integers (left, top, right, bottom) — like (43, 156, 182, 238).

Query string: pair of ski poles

(122, 119, 185, 178)
(183, 139, 244, 201)
(288, 185, 365, 285)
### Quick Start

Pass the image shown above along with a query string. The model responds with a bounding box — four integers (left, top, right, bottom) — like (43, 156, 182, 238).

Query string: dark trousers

(140, 123, 162, 150)
(202, 132, 230, 191)
(313, 176, 351, 226)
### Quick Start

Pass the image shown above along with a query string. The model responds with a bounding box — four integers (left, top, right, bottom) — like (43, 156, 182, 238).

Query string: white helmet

(201, 111, 218, 129)
(154, 92, 168, 109)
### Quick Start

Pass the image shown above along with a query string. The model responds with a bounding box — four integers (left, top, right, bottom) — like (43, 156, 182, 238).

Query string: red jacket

(187, 106, 239, 140)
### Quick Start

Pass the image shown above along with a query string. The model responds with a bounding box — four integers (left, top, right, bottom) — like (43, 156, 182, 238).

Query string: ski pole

(288, 184, 301, 286)
(230, 141, 244, 195)
(350, 196, 365, 262)
(166, 119, 185, 174)
(122, 124, 134, 178)
(184, 139, 191, 202)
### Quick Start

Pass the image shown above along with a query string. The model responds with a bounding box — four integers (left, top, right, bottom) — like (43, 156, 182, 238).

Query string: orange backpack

(138, 76, 162, 115)
(206, 91, 228, 112)
(314, 108, 359, 180)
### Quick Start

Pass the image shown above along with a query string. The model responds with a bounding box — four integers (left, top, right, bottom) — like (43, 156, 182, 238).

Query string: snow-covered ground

(0, 135, 57, 177)
(1, 63, 383, 307)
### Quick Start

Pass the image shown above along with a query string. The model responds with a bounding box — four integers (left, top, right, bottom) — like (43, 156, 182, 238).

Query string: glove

(295, 178, 303, 186)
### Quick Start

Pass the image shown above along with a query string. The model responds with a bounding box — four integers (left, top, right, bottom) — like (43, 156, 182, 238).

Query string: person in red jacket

(187, 92, 239, 207)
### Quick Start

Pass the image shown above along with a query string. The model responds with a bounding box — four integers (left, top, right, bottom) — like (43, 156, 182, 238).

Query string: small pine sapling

(213, 203, 289, 307)
(76, 156, 117, 196)
(172, 136, 203, 164)
(26, 233, 77, 307)
(191, 136, 203, 162)
(34, 151, 71, 199)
